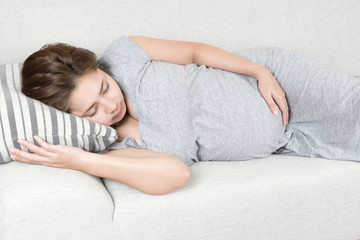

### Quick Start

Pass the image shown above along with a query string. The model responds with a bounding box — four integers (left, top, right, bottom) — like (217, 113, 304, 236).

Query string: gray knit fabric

(100, 36, 360, 166)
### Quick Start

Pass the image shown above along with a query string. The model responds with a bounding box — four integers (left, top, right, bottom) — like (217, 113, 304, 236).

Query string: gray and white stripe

(0, 63, 118, 164)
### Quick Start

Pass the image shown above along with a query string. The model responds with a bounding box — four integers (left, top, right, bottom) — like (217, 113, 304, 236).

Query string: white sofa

(1, 0, 360, 239)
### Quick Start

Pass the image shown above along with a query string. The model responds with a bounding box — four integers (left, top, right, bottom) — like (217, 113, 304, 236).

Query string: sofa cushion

(0, 160, 114, 240)
(103, 155, 360, 240)
(0, 63, 118, 164)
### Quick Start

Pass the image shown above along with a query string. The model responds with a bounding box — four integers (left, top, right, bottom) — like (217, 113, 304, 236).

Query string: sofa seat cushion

(103, 155, 360, 240)
(0, 161, 114, 240)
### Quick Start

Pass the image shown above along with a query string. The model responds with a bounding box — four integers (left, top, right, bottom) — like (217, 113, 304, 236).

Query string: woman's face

(68, 68, 127, 126)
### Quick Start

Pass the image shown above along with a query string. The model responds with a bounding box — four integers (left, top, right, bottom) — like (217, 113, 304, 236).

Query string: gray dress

(99, 36, 360, 166)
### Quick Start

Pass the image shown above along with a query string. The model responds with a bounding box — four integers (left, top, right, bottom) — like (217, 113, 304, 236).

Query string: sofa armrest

(0, 161, 114, 240)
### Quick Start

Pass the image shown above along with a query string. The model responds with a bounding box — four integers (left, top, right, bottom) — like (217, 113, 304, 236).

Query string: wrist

(75, 150, 92, 172)
(251, 64, 269, 80)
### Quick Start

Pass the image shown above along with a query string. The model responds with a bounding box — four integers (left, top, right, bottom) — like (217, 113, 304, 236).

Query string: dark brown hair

(21, 43, 110, 112)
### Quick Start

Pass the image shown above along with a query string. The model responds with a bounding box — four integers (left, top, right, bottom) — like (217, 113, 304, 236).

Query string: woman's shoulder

(100, 35, 151, 66)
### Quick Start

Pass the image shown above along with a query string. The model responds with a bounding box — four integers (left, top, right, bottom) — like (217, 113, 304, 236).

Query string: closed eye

(84, 78, 108, 118)
(87, 106, 98, 117)
(103, 81, 109, 94)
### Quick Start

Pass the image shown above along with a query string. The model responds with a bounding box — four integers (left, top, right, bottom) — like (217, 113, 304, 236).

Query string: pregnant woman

(11, 35, 360, 194)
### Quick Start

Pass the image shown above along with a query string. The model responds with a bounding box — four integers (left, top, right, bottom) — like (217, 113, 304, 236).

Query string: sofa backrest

(0, 0, 359, 76)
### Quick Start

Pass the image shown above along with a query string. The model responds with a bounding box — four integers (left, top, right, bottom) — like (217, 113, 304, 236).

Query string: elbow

(154, 169, 190, 195)
(162, 164, 192, 195)
(171, 156, 191, 190)
(148, 158, 191, 196)
(177, 164, 191, 188)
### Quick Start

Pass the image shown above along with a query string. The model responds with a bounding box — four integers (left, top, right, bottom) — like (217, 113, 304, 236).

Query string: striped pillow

(0, 63, 118, 164)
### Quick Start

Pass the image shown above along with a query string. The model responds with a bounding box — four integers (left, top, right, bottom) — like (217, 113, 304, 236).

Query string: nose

(101, 97, 117, 114)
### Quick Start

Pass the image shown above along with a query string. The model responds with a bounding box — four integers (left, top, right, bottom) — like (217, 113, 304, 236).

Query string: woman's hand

(255, 66, 289, 125)
(10, 136, 86, 170)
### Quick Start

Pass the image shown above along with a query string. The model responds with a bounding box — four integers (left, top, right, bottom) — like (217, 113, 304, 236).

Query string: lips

(113, 104, 122, 119)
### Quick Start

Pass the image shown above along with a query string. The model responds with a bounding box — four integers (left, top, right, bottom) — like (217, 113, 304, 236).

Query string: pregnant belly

(190, 70, 288, 161)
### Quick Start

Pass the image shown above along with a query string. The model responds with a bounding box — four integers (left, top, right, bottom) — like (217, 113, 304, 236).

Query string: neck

(113, 113, 138, 141)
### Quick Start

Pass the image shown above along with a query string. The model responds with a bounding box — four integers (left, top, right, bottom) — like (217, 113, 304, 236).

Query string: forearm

(78, 150, 190, 195)
(192, 42, 267, 78)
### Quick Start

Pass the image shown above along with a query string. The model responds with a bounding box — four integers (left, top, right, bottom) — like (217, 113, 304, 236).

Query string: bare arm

(130, 35, 263, 77)
(130, 36, 289, 125)
(10, 137, 191, 195)
(83, 148, 191, 195)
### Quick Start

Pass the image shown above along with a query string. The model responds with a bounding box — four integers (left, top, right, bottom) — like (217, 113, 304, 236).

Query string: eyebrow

(81, 78, 105, 116)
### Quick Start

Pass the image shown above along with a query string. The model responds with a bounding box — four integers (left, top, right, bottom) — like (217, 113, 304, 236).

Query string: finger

(280, 102, 289, 125)
(17, 138, 52, 157)
(273, 93, 289, 125)
(10, 148, 48, 164)
(34, 136, 54, 151)
(263, 93, 279, 115)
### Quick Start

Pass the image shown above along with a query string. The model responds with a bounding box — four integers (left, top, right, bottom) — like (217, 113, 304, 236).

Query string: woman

(11, 36, 359, 194)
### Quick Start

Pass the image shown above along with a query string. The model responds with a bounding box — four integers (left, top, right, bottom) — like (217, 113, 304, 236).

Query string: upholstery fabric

(103, 155, 360, 240)
(0, 160, 114, 240)
(1, 0, 359, 76)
